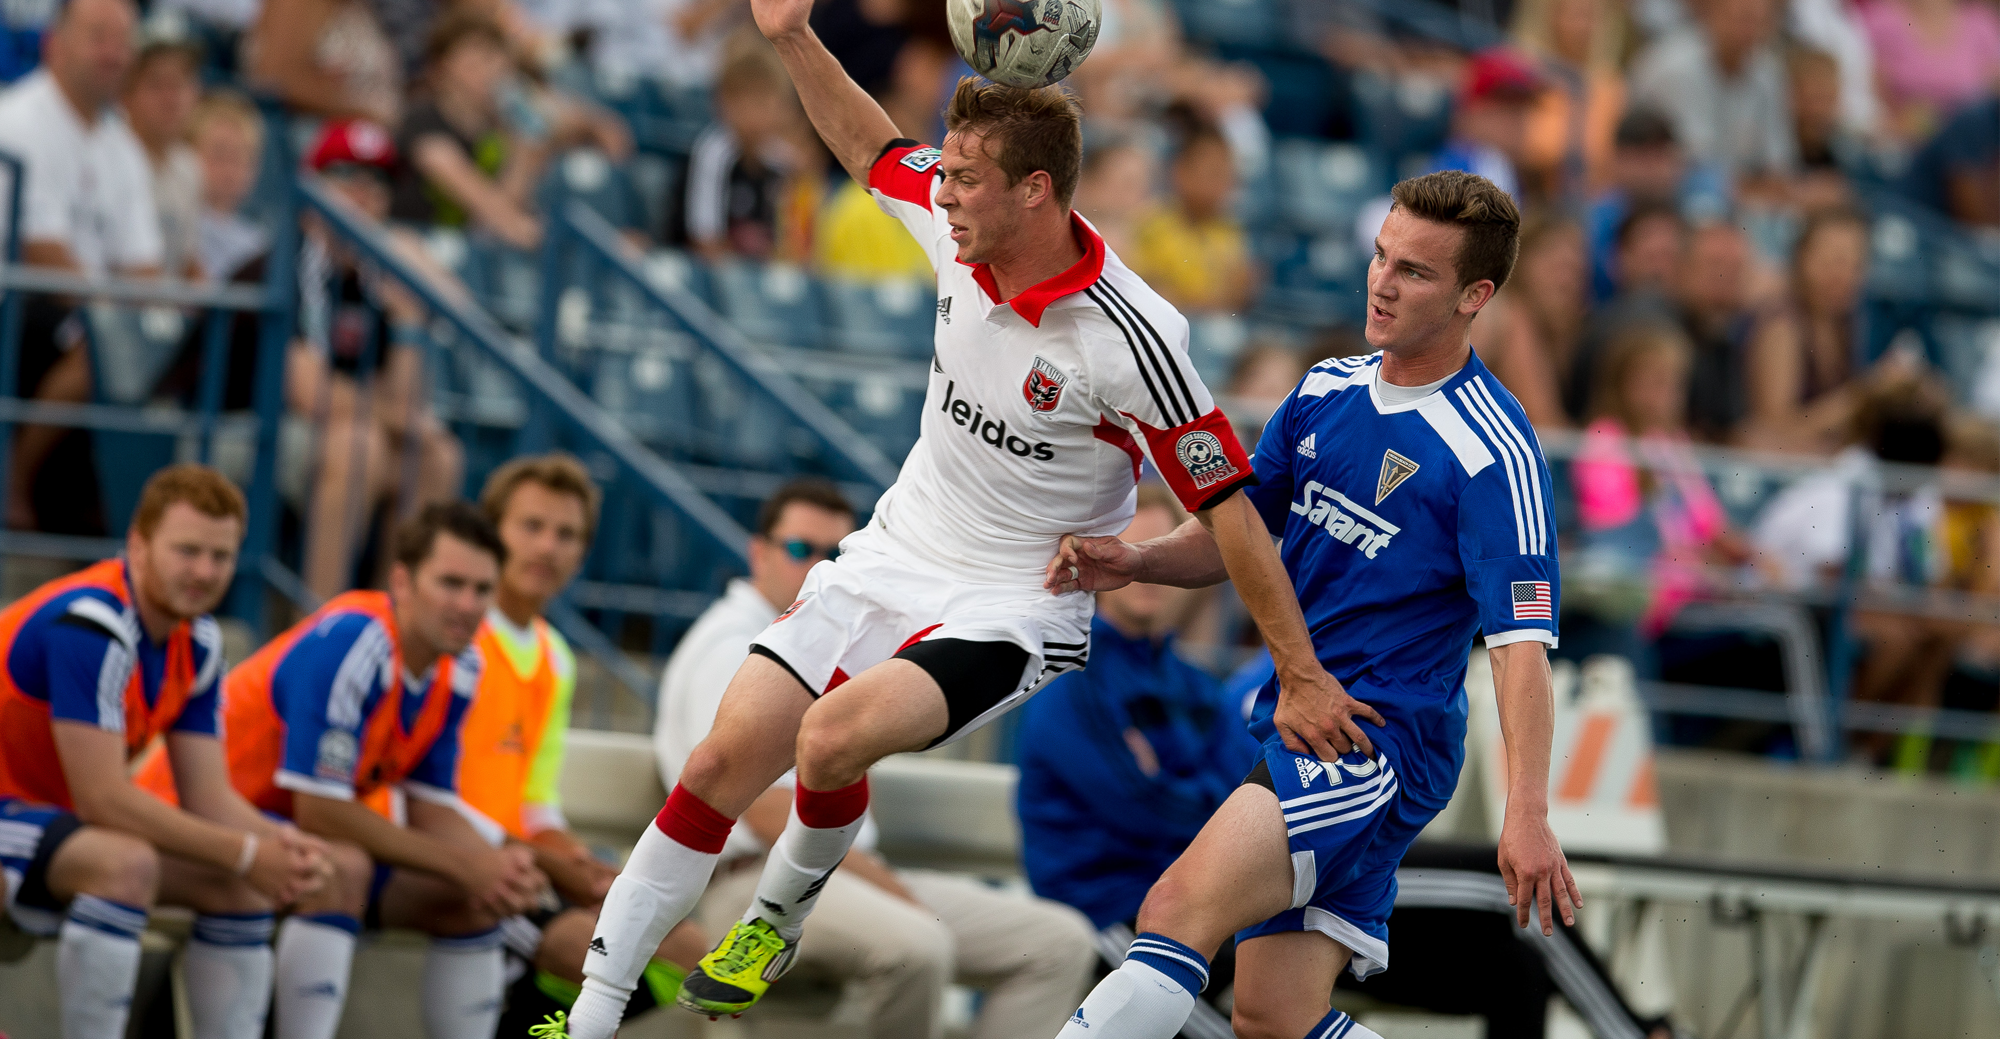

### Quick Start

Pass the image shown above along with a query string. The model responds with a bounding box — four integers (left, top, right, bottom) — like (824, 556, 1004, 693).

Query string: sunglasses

(780, 539, 841, 563)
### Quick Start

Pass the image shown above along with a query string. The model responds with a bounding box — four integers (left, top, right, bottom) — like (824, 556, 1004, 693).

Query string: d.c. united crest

(1023, 356, 1068, 412)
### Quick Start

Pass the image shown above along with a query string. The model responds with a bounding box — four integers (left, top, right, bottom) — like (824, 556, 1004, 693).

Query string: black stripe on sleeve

(1094, 285, 1189, 425)
(1103, 283, 1200, 420)
(871, 137, 923, 167)
(1086, 286, 1182, 426)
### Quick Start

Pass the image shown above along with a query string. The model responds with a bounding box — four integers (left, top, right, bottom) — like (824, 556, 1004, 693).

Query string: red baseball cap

(305, 119, 398, 173)
(1460, 48, 1545, 105)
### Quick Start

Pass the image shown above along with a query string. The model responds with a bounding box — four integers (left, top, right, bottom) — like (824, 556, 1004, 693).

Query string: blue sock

(1303, 1008, 1385, 1039)
(1125, 932, 1210, 993)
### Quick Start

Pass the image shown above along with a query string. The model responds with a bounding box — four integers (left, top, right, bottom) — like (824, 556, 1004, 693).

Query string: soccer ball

(947, 0, 1102, 90)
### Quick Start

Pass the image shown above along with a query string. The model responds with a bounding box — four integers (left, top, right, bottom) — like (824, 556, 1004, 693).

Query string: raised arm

(1488, 640, 1581, 935)
(752, 0, 904, 183)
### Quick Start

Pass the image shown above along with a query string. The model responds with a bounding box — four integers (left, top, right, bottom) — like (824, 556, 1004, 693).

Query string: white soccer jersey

(860, 140, 1254, 585)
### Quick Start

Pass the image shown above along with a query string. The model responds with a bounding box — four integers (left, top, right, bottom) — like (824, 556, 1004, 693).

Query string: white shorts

(748, 529, 1093, 747)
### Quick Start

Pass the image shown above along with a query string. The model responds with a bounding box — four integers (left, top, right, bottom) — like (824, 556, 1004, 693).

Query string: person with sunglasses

(652, 478, 1098, 1039)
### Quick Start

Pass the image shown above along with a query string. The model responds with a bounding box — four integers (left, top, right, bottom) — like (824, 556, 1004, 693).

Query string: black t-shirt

(391, 100, 508, 227)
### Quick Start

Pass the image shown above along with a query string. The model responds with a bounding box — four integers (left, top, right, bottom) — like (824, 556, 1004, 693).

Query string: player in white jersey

(544, 0, 1380, 1035)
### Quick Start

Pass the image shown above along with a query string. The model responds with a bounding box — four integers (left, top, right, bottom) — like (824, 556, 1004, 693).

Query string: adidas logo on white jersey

(1294, 757, 1324, 787)
(1296, 433, 1317, 459)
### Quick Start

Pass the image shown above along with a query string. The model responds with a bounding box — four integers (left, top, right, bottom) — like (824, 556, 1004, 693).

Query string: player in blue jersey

(1045, 171, 1581, 1039)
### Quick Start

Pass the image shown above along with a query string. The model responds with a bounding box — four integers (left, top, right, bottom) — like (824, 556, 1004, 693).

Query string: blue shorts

(1234, 737, 1441, 980)
(0, 796, 85, 936)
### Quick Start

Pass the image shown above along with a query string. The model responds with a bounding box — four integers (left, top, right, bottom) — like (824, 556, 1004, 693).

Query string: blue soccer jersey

(1234, 349, 1560, 976)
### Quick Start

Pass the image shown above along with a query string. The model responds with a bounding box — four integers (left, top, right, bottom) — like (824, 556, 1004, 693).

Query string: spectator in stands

(1673, 220, 1760, 442)
(1474, 215, 1588, 429)
(1512, 0, 1629, 198)
(1128, 123, 1255, 316)
(655, 479, 1097, 1039)
(391, 12, 543, 248)
(1584, 109, 1729, 304)
(0, 0, 162, 533)
(1787, 46, 1859, 213)
(1921, 415, 2000, 780)
(1015, 482, 1260, 1016)
(296, 118, 465, 600)
(121, 35, 204, 280)
(1433, 47, 1546, 202)
(1860, 0, 2000, 143)
(1900, 96, 1999, 227)
(191, 89, 268, 283)
(1567, 201, 1687, 418)
(1630, 0, 1798, 194)
(1071, 137, 1156, 261)
(1740, 208, 1875, 454)
(247, 0, 402, 127)
(680, 48, 802, 260)
(443, 456, 708, 1037)
(1573, 322, 1759, 645)
(1752, 377, 1956, 762)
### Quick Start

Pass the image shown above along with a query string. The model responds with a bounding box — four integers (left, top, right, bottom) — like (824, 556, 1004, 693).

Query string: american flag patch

(1511, 581, 1553, 621)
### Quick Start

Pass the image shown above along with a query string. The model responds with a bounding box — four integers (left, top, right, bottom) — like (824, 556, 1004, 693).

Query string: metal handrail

(296, 177, 753, 569)
(0, 266, 268, 309)
(554, 201, 902, 491)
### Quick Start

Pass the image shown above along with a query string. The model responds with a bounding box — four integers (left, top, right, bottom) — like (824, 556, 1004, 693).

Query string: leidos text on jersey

(940, 380, 1055, 461)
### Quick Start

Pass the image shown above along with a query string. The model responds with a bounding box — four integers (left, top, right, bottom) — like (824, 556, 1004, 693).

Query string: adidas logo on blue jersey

(1296, 433, 1317, 459)
(1295, 756, 1325, 787)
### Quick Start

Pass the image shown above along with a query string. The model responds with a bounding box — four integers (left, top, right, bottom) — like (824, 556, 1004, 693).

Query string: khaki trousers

(700, 860, 1096, 1039)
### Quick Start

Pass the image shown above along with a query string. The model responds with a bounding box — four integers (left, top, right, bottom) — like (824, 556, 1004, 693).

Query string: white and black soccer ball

(947, 0, 1101, 90)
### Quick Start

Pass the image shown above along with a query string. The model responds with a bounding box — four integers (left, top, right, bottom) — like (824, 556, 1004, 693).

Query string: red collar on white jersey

(957, 211, 1105, 328)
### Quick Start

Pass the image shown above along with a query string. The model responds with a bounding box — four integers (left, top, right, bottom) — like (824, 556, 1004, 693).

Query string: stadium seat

(707, 259, 827, 349)
(582, 329, 700, 452)
(539, 147, 644, 233)
(820, 277, 937, 357)
(1256, 230, 1368, 328)
(1169, 0, 1282, 49)
(628, 151, 682, 243)
(1271, 138, 1386, 236)
(1349, 72, 1452, 163)
(82, 304, 186, 534)
(807, 368, 924, 463)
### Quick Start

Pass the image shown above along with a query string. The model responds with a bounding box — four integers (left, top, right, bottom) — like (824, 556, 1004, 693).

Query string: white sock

(744, 801, 865, 939)
(1055, 959, 1198, 1038)
(570, 820, 723, 1039)
(422, 929, 504, 1039)
(58, 895, 148, 1039)
(184, 913, 276, 1039)
(274, 914, 358, 1039)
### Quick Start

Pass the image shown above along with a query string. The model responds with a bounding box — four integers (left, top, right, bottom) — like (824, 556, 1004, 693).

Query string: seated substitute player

(137, 502, 546, 1039)
(0, 464, 330, 1039)
(656, 477, 1096, 1039)
(549, 0, 1373, 1034)
(1046, 171, 1582, 1039)
(448, 454, 707, 1037)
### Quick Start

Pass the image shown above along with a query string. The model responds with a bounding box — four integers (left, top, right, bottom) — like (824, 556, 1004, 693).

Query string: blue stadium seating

(1170, 0, 1284, 49)
(707, 260, 827, 348)
(83, 305, 186, 534)
(539, 148, 645, 233)
(1271, 138, 1386, 236)
(820, 277, 937, 358)
(628, 152, 682, 243)
(1348, 72, 1452, 163)
(1255, 231, 1367, 328)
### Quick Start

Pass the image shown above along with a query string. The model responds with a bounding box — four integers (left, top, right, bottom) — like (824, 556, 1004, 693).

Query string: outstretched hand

(1497, 813, 1581, 935)
(1044, 534, 1142, 595)
(749, 0, 814, 39)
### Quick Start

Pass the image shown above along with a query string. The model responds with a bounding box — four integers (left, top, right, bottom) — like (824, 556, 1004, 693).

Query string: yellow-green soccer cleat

(675, 918, 799, 1017)
(527, 1012, 570, 1039)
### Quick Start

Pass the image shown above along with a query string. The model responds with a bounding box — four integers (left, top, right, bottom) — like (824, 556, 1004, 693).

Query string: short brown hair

(189, 88, 264, 149)
(944, 77, 1084, 208)
(1388, 170, 1523, 291)
(1587, 321, 1692, 431)
(132, 464, 247, 540)
(424, 10, 508, 68)
(393, 501, 506, 572)
(480, 453, 602, 543)
(755, 478, 853, 537)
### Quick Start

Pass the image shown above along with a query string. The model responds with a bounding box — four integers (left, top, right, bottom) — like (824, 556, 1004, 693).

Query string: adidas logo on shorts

(1294, 757, 1324, 787)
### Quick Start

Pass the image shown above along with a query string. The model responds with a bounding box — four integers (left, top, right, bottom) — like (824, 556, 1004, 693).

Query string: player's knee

(793, 705, 875, 781)
(1231, 1002, 1309, 1039)
(299, 841, 371, 916)
(63, 828, 160, 907)
(1133, 871, 1195, 935)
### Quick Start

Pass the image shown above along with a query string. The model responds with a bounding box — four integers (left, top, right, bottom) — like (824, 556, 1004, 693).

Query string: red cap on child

(1459, 49, 1545, 105)
(305, 120, 398, 173)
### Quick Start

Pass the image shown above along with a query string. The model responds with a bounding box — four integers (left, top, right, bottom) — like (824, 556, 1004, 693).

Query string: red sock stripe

(795, 776, 870, 829)
(653, 785, 734, 854)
